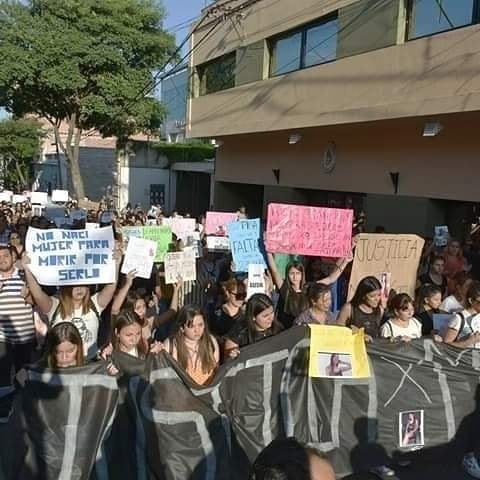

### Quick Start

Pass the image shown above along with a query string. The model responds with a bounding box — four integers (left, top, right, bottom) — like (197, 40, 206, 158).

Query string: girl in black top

(267, 253, 351, 329)
(224, 294, 283, 359)
(336, 276, 384, 340)
(414, 283, 445, 336)
(418, 256, 448, 298)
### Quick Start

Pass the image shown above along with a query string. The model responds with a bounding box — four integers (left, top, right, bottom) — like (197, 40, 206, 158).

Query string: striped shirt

(0, 269, 35, 344)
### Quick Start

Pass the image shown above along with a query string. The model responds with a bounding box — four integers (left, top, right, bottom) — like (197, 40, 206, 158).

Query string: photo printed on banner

(399, 410, 424, 448)
(317, 352, 353, 378)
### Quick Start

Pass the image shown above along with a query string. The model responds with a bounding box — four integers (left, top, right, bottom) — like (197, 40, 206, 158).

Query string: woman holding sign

(266, 253, 351, 329)
(21, 248, 122, 361)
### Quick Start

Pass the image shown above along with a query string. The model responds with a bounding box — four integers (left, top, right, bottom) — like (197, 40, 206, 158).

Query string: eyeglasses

(229, 291, 247, 301)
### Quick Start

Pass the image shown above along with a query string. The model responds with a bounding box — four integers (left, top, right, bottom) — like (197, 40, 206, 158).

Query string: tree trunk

(53, 116, 86, 200)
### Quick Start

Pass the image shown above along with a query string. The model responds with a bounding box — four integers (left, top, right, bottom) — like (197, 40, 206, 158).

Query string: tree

(0, 118, 45, 191)
(0, 0, 176, 199)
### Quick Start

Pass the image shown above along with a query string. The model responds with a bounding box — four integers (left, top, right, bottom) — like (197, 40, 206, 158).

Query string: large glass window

(304, 18, 338, 67)
(408, 0, 477, 39)
(269, 16, 338, 77)
(198, 52, 236, 95)
(270, 32, 302, 76)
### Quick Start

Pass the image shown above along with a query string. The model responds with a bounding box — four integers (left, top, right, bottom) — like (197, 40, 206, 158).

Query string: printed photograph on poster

(399, 410, 424, 448)
(379, 272, 391, 299)
(317, 352, 353, 378)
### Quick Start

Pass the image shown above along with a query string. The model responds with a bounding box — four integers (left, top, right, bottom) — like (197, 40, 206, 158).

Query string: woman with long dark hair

(43, 322, 85, 369)
(336, 276, 384, 340)
(224, 293, 284, 359)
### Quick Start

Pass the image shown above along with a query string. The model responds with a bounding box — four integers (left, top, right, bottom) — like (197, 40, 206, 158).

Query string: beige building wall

(214, 113, 480, 202)
(188, 0, 480, 138)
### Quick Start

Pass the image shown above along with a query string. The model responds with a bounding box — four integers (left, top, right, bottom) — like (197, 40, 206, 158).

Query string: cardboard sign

(142, 226, 172, 262)
(31, 191, 48, 205)
(78, 199, 100, 211)
(206, 236, 230, 251)
(172, 218, 196, 240)
(12, 194, 27, 204)
(227, 218, 266, 272)
(265, 203, 353, 257)
(121, 237, 157, 279)
(164, 248, 196, 284)
(25, 226, 115, 286)
(247, 264, 266, 298)
(205, 211, 238, 236)
(434, 226, 449, 247)
(348, 234, 425, 300)
(51, 190, 69, 203)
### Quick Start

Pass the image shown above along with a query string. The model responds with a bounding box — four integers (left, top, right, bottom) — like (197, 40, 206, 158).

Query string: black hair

(350, 276, 382, 308)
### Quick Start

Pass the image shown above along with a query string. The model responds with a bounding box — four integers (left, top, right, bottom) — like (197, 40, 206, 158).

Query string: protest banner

(25, 226, 115, 286)
(12, 194, 27, 204)
(121, 237, 157, 279)
(265, 203, 353, 257)
(164, 248, 196, 284)
(247, 264, 267, 298)
(121, 226, 143, 241)
(308, 325, 370, 378)
(172, 217, 196, 240)
(142, 225, 172, 262)
(51, 189, 69, 203)
(434, 225, 449, 247)
(31, 191, 48, 205)
(348, 233, 425, 300)
(227, 218, 266, 272)
(206, 235, 230, 251)
(205, 211, 238, 236)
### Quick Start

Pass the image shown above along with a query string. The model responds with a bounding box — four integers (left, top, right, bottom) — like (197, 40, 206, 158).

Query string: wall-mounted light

(288, 133, 302, 145)
(423, 122, 443, 137)
(210, 138, 223, 148)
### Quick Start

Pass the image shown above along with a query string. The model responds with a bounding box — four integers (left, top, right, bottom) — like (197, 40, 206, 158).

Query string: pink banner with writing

(266, 203, 353, 257)
(205, 211, 238, 236)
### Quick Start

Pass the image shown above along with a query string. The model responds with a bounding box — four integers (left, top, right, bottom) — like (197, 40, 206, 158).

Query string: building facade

(188, 0, 480, 235)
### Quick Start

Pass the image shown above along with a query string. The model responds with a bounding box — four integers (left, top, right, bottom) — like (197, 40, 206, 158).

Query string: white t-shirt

(380, 317, 422, 339)
(448, 309, 480, 349)
(440, 295, 464, 314)
(48, 293, 104, 360)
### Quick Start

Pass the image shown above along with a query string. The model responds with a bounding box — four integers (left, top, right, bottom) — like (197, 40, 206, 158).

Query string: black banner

(1, 326, 480, 479)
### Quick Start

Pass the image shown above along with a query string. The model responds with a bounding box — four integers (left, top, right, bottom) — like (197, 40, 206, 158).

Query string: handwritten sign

(0, 191, 12, 203)
(78, 199, 100, 211)
(205, 211, 238, 236)
(206, 236, 230, 251)
(26, 226, 115, 286)
(12, 194, 27, 204)
(265, 203, 353, 257)
(142, 226, 172, 262)
(247, 264, 266, 298)
(121, 226, 143, 241)
(31, 191, 48, 205)
(121, 237, 157, 279)
(227, 218, 266, 272)
(51, 190, 69, 203)
(164, 248, 196, 284)
(348, 234, 425, 300)
(434, 226, 449, 247)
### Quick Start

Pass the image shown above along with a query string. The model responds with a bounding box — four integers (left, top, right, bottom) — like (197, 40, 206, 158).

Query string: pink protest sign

(265, 203, 353, 257)
(205, 211, 238, 236)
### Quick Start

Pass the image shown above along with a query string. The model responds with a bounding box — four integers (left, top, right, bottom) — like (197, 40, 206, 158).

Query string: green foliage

(0, 0, 177, 139)
(149, 142, 216, 163)
(0, 118, 45, 189)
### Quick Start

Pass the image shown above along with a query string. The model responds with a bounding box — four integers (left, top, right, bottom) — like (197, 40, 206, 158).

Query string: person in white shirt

(381, 293, 422, 341)
(440, 271, 472, 314)
(444, 280, 480, 349)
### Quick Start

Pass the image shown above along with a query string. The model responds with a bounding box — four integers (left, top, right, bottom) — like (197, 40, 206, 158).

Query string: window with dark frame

(269, 15, 338, 77)
(198, 52, 236, 96)
(407, 0, 479, 40)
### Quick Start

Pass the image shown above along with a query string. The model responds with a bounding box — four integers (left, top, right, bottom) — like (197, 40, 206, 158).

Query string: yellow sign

(308, 325, 370, 378)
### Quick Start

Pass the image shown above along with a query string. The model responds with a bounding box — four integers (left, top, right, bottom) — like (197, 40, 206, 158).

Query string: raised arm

(97, 241, 122, 309)
(317, 256, 351, 286)
(21, 256, 53, 315)
(336, 302, 352, 327)
(266, 252, 283, 291)
(111, 270, 136, 316)
(444, 328, 480, 349)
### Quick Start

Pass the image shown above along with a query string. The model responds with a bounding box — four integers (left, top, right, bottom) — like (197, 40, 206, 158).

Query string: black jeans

(0, 341, 35, 388)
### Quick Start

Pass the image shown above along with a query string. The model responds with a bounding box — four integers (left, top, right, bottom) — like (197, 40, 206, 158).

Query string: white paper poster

(206, 236, 230, 251)
(121, 237, 156, 280)
(164, 249, 196, 284)
(0, 192, 12, 203)
(12, 194, 27, 204)
(247, 264, 266, 298)
(51, 190, 69, 203)
(31, 191, 48, 205)
(26, 226, 115, 286)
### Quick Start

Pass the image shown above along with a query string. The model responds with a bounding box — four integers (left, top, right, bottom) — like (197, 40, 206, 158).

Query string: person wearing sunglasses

(209, 278, 246, 338)
(380, 293, 422, 342)
(444, 281, 480, 349)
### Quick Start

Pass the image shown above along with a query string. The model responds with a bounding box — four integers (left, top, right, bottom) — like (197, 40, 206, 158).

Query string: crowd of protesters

(2, 195, 480, 479)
